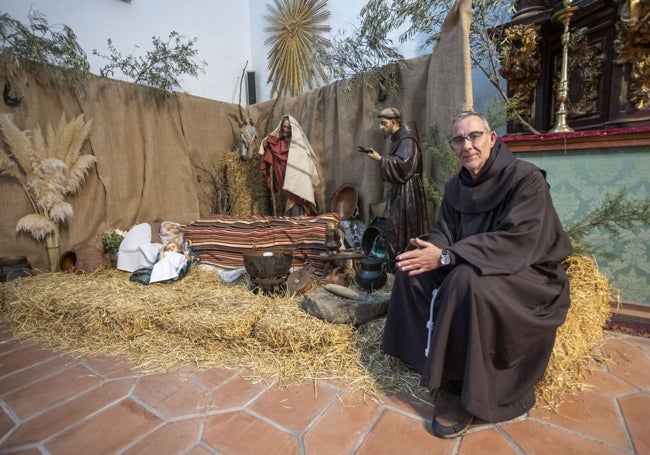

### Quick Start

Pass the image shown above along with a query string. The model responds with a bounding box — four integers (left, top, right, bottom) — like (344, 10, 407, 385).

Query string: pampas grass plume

(16, 213, 55, 240)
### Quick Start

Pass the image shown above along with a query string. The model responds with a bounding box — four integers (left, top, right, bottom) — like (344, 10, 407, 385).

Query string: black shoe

(431, 387, 473, 439)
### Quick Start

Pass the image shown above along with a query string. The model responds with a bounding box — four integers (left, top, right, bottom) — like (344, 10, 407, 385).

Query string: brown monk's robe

(379, 122, 429, 264)
(382, 140, 572, 423)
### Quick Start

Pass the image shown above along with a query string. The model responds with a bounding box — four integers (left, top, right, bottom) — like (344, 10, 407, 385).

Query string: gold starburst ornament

(264, 0, 331, 97)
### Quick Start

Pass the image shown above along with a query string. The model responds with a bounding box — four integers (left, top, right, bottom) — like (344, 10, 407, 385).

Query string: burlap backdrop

(0, 0, 472, 271)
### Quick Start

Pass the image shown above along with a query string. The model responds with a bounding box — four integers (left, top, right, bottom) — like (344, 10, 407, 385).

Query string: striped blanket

(184, 213, 341, 275)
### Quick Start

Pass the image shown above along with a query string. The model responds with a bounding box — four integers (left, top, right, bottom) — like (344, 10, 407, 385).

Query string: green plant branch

(0, 9, 90, 96)
(92, 31, 207, 96)
(565, 186, 650, 258)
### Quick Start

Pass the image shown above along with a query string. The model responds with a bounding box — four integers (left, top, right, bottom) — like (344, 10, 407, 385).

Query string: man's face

(379, 118, 398, 138)
(281, 119, 291, 138)
(450, 115, 497, 178)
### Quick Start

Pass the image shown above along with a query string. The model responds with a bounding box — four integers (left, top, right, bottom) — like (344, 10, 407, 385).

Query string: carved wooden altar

(499, 0, 650, 133)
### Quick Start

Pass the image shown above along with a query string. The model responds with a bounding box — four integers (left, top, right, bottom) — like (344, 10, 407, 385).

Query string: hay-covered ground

(0, 255, 611, 409)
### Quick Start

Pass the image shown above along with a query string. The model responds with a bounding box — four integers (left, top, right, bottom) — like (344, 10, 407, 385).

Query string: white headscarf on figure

(160, 221, 183, 245)
(259, 115, 320, 207)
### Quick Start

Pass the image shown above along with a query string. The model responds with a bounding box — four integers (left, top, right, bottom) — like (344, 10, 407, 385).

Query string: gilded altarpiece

(500, 0, 650, 133)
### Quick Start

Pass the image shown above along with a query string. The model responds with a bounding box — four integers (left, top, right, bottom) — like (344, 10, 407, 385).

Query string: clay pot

(60, 244, 109, 274)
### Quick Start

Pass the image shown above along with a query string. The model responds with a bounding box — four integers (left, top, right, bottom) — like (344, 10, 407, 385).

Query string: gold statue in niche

(621, 0, 641, 26)
(614, 0, 650, 110)
(498, 24, 542, 126)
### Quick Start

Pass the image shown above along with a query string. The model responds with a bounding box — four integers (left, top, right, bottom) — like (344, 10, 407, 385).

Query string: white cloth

(259, 115, 320, 206)
(149, 252, 187, 283)
(139, 243, 163, 264)
(117, 223, 152, 272)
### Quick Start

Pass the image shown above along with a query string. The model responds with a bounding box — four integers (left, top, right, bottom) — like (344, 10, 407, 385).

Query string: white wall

(2, 0, 427, 104)
(2, 0, 253, 103)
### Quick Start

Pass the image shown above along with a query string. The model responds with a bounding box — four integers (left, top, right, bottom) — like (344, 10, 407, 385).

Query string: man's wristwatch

(439, 249, 451, 266)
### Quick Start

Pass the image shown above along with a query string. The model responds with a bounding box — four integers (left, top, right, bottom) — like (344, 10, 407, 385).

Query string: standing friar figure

(358, 107, 429, 270)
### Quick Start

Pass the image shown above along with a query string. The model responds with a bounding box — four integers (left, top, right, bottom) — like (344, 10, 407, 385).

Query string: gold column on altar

(549, 0, 579, 133)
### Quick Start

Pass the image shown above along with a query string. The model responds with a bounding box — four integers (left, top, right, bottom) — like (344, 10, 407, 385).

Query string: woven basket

(243, 248, 293, 280)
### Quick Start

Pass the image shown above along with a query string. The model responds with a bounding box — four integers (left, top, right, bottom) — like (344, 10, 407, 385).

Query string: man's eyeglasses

(449, 131, 487, 148)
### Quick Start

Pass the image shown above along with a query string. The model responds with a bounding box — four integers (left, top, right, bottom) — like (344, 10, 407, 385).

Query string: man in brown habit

(382, 111, 572, 438)
(359, 107, 429, 269)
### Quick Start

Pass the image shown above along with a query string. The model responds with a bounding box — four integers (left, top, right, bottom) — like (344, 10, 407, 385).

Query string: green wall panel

(521, 147, 649, 305)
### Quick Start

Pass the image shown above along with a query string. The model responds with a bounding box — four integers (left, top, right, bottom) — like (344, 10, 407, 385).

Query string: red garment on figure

(261, 135, 290, 192)
(261, 135, 315, 212)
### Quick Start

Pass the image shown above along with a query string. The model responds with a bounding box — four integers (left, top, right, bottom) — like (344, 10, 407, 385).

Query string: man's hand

(395, 236, 444, 276)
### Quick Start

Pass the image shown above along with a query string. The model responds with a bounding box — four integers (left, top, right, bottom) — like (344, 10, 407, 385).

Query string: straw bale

(0, 266, 386, 394)
(253, 298, 356, 352)
(0, 254, 612, 406)
(536, 255, 613, 409)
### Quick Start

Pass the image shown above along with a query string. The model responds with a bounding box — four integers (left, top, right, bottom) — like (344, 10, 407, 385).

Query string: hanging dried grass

(0, 254, 612, 406)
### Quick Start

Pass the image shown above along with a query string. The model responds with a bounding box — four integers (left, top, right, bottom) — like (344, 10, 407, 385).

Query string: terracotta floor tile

(0, 327, 15, 342)
(618, 392, 650, 455)
(620, 334, 650, 354)
(356, 408, 454, 454)
(6, 448, 41, 455)
(503, 419, 630, 455)
(1, 379, 135, 449)
(582, 367, 639, 395)
(45, 399, 161, 455)
(458, 428, 519, 455)
(181, 366, 241, 389)
(304, 389, 382, 455)
(3, 363, 102, 420)
(530, 390, 628, 448)
(122, 417, 203, 454)
(381, 390, 434, 420)
(203, 410, 299, 454)
(248, 381, 338, 433)
(186, 445, 213, 455)
(133, 373, 210, 419)
(602, 338, 650, 389)
(0, 327, 648, 455)
(0, 355, 77, 396)
(0, 406, 15, 440)
(0, 338, 24, 355)
(209, 375, 270, 410)
(0, 344, 62, 377)
(84, 354, 141, 379)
